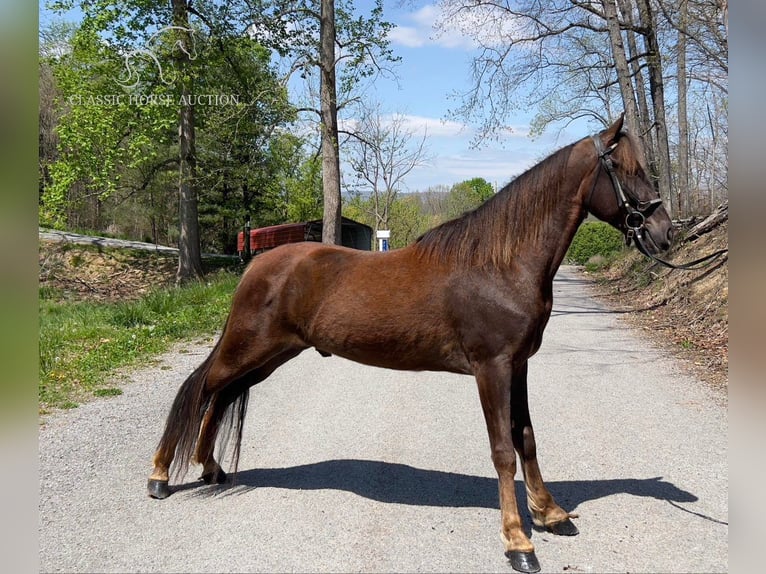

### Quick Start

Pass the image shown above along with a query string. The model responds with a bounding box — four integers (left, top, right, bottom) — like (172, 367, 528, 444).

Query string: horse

(146, 114, 673, 573)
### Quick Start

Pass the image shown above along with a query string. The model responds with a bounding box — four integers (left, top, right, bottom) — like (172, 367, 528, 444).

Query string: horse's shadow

(176, 458, 715, 524)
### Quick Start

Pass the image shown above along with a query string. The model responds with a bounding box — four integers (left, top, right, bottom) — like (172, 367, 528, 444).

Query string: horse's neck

(513, 162, 590, 284)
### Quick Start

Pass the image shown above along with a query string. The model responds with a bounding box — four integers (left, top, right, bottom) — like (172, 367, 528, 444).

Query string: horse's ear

(600, 113, 625, 147)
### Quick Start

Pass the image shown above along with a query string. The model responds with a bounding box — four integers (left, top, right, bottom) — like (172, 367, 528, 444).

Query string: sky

(346, 1, 595, 192)
(39, 1, 597, 193)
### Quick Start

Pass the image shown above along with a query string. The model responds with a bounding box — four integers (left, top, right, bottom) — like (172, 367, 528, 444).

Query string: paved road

(38, 266, 727, 573)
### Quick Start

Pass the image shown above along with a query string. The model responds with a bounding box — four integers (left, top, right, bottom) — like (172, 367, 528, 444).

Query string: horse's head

(585, 115, 674, 255)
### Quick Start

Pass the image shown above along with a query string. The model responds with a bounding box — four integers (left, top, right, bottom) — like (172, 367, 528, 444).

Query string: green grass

(39, 270, 241, 413)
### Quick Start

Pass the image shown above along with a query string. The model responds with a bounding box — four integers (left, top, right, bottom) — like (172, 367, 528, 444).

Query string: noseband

(589, 135, 663, 247)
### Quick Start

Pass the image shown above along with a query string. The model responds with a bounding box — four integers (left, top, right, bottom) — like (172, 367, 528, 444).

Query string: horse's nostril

(667, 227, 675, 244)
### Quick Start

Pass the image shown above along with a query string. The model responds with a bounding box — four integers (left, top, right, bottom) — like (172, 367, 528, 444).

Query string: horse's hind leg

(511, 361, 578, 536)
(148, 335, 301, 500)
(193, 348, 305, 485)
(148, 355, 219, 499)
(193, 382, 246, 485)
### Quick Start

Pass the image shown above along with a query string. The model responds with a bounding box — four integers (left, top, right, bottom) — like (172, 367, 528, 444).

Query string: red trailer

(237, 222, 307, 254)
(237, 217, 372, 260)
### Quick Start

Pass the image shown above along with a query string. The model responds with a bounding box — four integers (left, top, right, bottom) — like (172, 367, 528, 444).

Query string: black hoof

(147, 478, 171, 499)
(505, 551, 541, 573)
(200, 469, 227, 485)
(547, 518, 579, 536)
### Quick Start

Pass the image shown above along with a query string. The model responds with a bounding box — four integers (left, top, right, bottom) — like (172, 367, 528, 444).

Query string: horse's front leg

(511, 361, 578, 536)
(475, 357, 539, 573)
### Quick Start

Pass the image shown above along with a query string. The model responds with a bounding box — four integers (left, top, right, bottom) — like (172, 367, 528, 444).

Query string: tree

(634, 0, 674, 217)
(256, 133, 324, 226)
(319, 0, 342, 244)
(44, 1, 304, 253)
(659, 0, 728, 214)
(446, 177, 495, 219)
(40, 21, 179, 230)
(345, 103, 430, 246)
(602, 0, 640, 135)
(435, 0, 727, 217)
(193, 36, 295, 253)
(676, 0, 690, 218)
(264, 0, 398, 244)
(172, 0, 204, 282)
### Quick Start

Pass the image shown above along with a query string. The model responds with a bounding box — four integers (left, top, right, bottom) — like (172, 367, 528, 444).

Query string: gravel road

(38, 266, 727, 573)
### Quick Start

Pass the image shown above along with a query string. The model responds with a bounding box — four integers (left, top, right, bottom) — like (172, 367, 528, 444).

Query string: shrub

(566, 221, 625, 265)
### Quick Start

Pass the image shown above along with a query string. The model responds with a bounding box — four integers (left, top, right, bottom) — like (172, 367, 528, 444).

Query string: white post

(376, 229, 390, 252)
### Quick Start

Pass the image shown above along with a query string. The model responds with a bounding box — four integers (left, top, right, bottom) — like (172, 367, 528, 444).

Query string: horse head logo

(115, 25, 198, 90)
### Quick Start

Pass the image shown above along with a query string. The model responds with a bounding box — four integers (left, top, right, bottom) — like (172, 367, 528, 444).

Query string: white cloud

(399, 115, 533, 141)
(396, 114, 470, 138)
(340, 113, 472, 139)
(387, 26, 427, 48)
(389, 4, 478, 50)
(388, 3, 525, 51)
(399, 144, 545, 192)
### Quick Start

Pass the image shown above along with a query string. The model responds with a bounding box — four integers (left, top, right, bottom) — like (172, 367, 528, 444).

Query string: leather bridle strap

(632, 227, 729, 270)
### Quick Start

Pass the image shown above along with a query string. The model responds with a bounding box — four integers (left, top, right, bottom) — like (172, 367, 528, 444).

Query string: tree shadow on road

(178, 459, 713, 523)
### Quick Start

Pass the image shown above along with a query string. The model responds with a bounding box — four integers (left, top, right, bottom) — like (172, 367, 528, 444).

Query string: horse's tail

(155, 317, 248, 480)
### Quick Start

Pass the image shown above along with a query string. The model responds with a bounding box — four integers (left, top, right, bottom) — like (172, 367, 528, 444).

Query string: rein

(589, 135, 728, 271)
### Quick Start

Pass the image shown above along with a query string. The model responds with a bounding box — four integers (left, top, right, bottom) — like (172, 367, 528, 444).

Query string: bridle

(588, 135, 728, 271)
(589, 135, 662, 247)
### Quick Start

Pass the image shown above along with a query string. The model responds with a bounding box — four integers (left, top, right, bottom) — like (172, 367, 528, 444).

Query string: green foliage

(566, 221, 625, 266)
(39, 269, 240, 412)
(41, 5, 299, 251)
(388, 194, 432, 248)
(40, 25, 171, 225)
(285, 154, 324, 222)
(341, 193, 372, 227)
(446, 177, 495, 218)
(342, 191, 437, 249)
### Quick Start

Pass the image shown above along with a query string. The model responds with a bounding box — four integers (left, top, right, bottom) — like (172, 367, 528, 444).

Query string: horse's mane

(414, 142, 576, 268)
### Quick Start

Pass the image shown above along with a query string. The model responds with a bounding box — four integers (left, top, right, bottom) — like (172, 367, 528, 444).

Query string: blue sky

(353, 1, 595, 192)
(39, 1, 597, 193)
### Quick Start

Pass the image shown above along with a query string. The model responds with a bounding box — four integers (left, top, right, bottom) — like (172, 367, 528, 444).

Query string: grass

(39, 269, 241, 414)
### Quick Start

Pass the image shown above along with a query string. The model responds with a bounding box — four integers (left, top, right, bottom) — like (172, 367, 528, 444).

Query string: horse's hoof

(200, 469, 227, 485)
(547, 517, 579, 536)
(505, 551, 541, 573)
(147, 479, 171, 499)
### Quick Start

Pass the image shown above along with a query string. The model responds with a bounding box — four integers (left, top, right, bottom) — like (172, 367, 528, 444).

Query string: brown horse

(147, 115, 673, 573)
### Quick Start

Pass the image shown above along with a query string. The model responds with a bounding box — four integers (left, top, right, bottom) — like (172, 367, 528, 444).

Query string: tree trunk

(173, 0, 204, 283)
(676, 0, 690, 218)
(685, 200, 727, 241)
(601, 0, 639, 135)
(319, 0, 342, 245)
(617, 0, 656, 162)
(635, 0, 674, 218)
